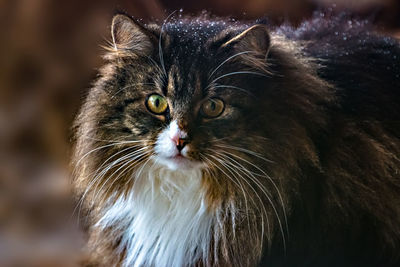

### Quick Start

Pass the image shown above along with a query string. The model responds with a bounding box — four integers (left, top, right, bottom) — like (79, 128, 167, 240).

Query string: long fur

(96, 161, 218, 267)
(73, 11, 400, 267)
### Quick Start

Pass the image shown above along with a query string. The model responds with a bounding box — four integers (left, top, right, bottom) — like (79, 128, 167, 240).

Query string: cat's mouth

(155, 154, 203, 171)
(171, 153, 184, 159)
(163, 154, 192, 167)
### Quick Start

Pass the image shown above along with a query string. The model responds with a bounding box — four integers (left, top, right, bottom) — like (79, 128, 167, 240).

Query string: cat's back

(277, 13, 400, 124)
(263, 13, 400, 267)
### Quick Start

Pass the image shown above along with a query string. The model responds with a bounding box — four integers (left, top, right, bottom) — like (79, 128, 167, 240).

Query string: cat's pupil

(155, 98, 160, 107)
(210, 101, 216, 110)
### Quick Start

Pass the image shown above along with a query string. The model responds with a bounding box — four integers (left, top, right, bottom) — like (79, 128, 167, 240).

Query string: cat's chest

(96, 163, 216, 267)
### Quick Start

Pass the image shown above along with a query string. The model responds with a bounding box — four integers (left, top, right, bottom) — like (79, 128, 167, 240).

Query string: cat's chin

(154, 155, 204, 171)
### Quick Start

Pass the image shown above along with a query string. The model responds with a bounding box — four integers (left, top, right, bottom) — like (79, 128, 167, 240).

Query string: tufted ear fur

(220, 24, 271, 73)
(110, 14, 156, 57)
(222, 24, 271, 56)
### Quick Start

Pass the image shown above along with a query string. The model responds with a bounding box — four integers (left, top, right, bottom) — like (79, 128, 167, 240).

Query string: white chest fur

(96, 161, 216, 267)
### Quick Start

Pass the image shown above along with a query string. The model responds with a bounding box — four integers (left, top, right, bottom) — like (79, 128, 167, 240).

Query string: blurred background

(0, 0, 399, 266)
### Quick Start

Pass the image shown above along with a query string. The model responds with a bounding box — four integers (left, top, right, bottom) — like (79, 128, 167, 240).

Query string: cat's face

(97, 15, 272, 172)
(122, 61, 250, 171)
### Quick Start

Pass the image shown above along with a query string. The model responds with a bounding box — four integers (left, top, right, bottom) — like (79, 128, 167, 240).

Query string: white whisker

(208, 50, 255, 79)
(217, 149, 288, 250)
(75, 140, 147, 167)
(213, 152, 272, 248)
(212, 84, 255, 97)
(207, 71, 269, 90)
(159, 11, 177, 78)
(72, 145, 142, 218)
(146, 56, 165, 78)
(111, 83, 156, 98)
(214, 144, 273, 163)
(205, 154, 254, 240)
(91, 149, 151, 204)
(73, 146, 148, 223)
(212, 152, 268, 247)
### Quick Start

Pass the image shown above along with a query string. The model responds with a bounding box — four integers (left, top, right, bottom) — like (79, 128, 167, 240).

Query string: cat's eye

(146, 94, 168, 114)
(201, 98, 225, 118)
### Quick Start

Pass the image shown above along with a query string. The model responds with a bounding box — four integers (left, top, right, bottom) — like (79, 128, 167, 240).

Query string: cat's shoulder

(274, 12, 400, 121)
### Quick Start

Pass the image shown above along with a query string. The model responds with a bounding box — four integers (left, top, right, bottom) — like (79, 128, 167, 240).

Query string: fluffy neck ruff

(96, 161, 226, 267)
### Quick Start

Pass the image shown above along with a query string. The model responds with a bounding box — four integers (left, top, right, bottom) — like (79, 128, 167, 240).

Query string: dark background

(0, 0, 399, 266)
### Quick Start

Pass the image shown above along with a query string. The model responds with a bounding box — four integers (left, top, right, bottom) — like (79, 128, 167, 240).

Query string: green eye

(201, 98, 225, 118)
(146, 94, 168, 114)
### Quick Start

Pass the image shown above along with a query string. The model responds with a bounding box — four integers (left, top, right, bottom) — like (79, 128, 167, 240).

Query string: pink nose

(176, 137, 189, 151)
(176, 138, 185, 147)
(171, 133, 189, 151)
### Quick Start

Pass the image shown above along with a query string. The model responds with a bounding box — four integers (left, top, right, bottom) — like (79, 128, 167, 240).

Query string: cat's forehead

(164, 19, 228, 45)
(162, 19, 240, 58)
(164, 64, 203, 115)
(157, 22, 227, 101)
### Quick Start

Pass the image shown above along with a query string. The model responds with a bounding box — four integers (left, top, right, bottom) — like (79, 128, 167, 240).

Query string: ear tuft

(110, 14, 153, 56)
(222, 25, 270, 55)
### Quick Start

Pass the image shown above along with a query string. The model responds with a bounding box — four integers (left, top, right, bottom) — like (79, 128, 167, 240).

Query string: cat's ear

(222, 25, 270, 56)
(110, 14, 156, 57)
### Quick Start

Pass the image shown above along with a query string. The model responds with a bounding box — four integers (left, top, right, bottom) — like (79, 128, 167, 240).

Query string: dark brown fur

(72, 12, 400, 266)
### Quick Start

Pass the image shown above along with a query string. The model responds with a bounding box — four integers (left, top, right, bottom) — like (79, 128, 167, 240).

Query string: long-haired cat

(72, 11, 400, 267)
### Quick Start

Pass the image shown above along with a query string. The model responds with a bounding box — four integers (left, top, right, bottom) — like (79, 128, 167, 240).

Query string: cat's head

(73, 16, 333, 259)
(88, 14, 273, 172)
(74, 14, 331, 208)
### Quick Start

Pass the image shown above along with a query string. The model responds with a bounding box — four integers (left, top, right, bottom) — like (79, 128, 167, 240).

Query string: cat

(72, 11, 400, 267)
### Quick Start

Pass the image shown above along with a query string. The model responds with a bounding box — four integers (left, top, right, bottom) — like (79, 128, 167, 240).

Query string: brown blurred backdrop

(0, 0, 399, 266)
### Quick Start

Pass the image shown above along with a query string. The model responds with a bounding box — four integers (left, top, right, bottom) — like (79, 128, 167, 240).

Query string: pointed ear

(222, 25, 270, 56)
(110, 14, 155, 56)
